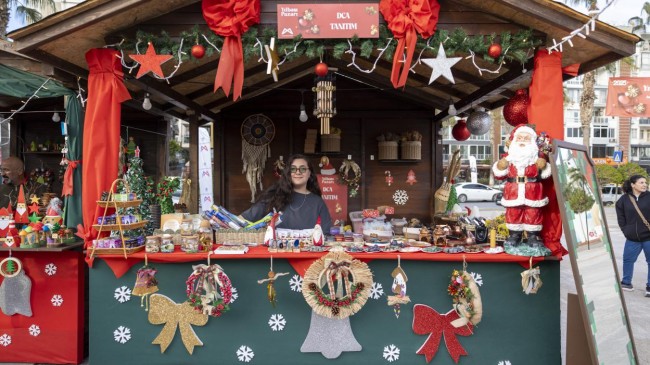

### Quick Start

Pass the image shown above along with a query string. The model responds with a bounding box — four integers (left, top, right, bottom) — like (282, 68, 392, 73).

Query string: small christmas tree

(445, 184, 458, 213)
(120, 147, 156, 235)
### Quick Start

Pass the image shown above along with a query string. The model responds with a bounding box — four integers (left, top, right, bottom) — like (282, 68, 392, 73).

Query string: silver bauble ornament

(466, 110, 492, 135)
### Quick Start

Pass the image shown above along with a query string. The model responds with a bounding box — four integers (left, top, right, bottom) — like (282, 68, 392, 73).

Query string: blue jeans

(621, 239, 650, 287)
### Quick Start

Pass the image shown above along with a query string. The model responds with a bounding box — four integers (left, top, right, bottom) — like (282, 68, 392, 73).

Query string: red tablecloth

(94, 246, 556, 278)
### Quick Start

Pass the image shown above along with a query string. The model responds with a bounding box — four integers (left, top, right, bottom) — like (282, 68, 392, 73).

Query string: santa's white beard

(506, 142, 539, 172)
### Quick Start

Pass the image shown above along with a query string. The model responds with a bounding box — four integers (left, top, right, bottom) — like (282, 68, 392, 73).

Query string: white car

(453, 183, 503, 203)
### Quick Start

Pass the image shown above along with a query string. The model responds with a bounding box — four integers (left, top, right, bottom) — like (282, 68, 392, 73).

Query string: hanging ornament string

(256, 256, 289, 307)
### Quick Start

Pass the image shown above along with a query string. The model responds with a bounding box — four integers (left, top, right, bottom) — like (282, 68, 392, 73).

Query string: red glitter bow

(412, 304, 473, 363)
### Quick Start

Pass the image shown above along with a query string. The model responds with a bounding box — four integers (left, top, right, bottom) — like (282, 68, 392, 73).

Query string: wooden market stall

(1, 0, 640, 364)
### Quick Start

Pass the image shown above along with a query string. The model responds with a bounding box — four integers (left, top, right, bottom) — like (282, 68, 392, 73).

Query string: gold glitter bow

(148, 294, 208, 354)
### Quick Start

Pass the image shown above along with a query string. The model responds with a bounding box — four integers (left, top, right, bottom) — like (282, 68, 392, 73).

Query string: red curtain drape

(528, 50, 569, 258)
(80, 49, 131, 247)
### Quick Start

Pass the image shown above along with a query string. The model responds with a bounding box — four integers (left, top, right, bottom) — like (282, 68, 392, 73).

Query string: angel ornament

(387, 257, 411, 318)
(257, 257, 289, 307)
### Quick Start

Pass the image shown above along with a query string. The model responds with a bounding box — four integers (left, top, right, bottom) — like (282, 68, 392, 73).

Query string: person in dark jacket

(615, 174, 650, 297)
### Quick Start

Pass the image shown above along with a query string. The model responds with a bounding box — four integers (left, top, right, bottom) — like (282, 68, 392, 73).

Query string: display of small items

(144, 223, 212, 254)
(93, 235, 145, 249)
(97, 214, 141, 225)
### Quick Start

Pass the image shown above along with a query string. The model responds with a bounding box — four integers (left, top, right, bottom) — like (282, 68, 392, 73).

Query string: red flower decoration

(202, 0, 260, 100)
(379, 0, 440, 88)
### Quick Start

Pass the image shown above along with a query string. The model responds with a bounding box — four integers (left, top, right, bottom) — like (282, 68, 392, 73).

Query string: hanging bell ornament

(488, 43, 502, 58)
(315, 62, 329, 77)
(466, 110, 492, 135)
(503, 89, 529, 127)
(191, 44, 205, 59)
(451, 119, 471, 141)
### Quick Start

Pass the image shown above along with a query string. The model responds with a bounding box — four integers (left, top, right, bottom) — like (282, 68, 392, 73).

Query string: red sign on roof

(277, 3, 380, 39)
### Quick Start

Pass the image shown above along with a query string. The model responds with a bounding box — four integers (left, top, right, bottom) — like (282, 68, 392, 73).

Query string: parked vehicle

(601, 185, 622, 206)
(453, 183, 503, 203)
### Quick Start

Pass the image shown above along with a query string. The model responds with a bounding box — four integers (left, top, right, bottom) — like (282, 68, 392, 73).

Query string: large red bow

(379, 0, 440, 89)
(412, 304, 473, 363)
(61, 159, 80, 197)
(202, 0, 260, 101)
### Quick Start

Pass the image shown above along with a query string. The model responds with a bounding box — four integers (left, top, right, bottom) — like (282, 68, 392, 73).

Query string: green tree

(628, 2, 650, 33)
(120, 154, 156, 235)
(1, 0, 56, 39)
(594, 164, 623, 186)
(617, 162, 649, 181)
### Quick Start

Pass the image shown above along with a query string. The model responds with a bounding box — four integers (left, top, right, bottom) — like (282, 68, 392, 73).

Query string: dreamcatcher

(241, 114, 275, 202)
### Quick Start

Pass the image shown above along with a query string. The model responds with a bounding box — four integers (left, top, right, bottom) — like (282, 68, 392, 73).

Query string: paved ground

(4, 206, 648, 365)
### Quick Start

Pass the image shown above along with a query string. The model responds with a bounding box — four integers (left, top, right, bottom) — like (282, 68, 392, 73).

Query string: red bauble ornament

(452, 120, 471, 141)
(503, 89, 529, 127)
(315, 62, 329, 77)
(191, 44, 205, 59)
(488, 43, 502, 59)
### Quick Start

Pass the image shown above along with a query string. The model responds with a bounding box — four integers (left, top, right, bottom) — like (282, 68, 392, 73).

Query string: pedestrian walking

(615, 174, 650, 297)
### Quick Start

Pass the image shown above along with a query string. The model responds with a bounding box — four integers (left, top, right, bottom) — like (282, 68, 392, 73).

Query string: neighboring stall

(0, 0, 640, 364)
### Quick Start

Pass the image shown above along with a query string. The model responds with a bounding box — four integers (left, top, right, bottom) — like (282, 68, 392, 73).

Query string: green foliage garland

(117, 25, 540, 68)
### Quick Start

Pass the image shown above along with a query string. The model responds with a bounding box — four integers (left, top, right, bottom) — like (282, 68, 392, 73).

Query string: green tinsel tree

(120, 154, 156, 235)
(445, 185, 458, 213)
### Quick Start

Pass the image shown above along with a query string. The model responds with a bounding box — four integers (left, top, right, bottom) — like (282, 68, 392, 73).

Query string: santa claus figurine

(492, 125, 552, 252)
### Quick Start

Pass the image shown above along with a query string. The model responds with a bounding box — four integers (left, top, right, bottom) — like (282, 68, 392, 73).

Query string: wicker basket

(378, 141, 398, 160)
(215, 229, 265, 244)
(401, 141, 421, 160)
(321, 134, 341, 152)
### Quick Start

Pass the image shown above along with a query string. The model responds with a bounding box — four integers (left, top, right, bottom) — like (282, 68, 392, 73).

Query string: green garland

(117, 25, 541, 67)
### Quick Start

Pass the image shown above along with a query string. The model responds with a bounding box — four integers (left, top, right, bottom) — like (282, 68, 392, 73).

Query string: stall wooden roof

(6, 0, 640, 123)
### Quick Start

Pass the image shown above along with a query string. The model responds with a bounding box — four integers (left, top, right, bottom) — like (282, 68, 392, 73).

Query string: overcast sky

(7, 0, 648, 33)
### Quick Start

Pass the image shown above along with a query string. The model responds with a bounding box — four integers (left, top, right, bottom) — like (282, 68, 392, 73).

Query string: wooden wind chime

(312, 72, 337, 135)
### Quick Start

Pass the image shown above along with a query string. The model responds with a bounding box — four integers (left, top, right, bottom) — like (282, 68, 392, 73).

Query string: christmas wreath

(339, 159, 361, 198)
(186, 263, 233, 317)
(447, 270, 482, 327)
(302, 250, 373, 318)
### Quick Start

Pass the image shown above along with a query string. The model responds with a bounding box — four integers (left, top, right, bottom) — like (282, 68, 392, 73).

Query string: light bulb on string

(299, 90, 308, 122)
(142, 93, 152, 110)
(52, 112, 61, 122)
(447, 99, 457, 116)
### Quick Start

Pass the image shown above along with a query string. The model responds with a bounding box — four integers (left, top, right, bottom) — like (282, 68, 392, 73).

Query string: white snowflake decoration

(230, 287, 239, 303)
(114, 286, 132, 303)
(0, 333, 11, 347)
(113, 326, 131, 344)
(268, 314, 286, 331)
(370, 282, 384, 299)
(470, 272, 483, 286)
(383, 344, 400, 362)
(29, 324, 41, 337)
(498, 361, 512, 365)
(289, 274, 303, 292)
(44, 263, 57, 276)
(51, 294, 64, 307)
(393, 190, 409, 205)
(236, 345, 255, 362)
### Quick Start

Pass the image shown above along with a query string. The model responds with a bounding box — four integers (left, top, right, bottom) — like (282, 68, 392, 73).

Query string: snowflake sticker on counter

(393, 190, 409, 205)
(51, 294, 63, 307)
(236, 345, 254, 362)
(113, 326, 131, 344)
(289, 274, 303, 292)
(370, 282, 384, 299)
(114, 286, 132, 303)
(498, 361, 512, 365)
(471, 272, 483, 286)
(44, 263, 57, 276)
(0, 333, 11, 347)
(29, 324, 41, 337)
(383, 344, 400, 362)
(268, 314, 286, 331)
(230, 287, 239, 303)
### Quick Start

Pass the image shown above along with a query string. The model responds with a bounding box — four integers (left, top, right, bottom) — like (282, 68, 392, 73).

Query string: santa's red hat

(46, 206, 60, 217)
(505, 124, 537, 152)
(17, 185, 26, 205)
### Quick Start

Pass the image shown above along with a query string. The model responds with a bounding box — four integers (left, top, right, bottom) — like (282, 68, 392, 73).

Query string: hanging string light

(312, 70, 336, 135)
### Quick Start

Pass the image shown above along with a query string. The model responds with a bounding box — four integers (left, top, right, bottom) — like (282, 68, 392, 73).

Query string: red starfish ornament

(129, 42, 173, 79)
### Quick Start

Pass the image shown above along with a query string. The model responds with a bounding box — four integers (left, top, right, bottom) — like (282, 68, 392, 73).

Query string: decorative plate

(407, 240, 432, 248)
(422, 246, 443, 254)
(398, 247, 421, 253)
(484, 246, 505, 254)
(443, 246, 465, 254)
(241, 114, 275, 146)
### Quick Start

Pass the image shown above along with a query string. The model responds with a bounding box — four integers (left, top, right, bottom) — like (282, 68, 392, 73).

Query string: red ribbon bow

(412, 304, 473, 363)
(379, 0, 440, 89)
(202, 0, 260, 101)
(62, 159, 81, 197)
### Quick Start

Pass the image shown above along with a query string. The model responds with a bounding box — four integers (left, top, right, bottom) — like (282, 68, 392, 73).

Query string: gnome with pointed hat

(492, 125, 551, 253)
(14, 185, 28, 224)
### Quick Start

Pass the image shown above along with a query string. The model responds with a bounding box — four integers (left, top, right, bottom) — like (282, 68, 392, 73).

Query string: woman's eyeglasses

(290, 166, 308, 174)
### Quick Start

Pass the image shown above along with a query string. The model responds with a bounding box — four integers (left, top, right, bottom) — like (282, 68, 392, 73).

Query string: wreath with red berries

(186, 264, 233, 318)
(447, 269, 482, 327)
(302, 250, 372, 318)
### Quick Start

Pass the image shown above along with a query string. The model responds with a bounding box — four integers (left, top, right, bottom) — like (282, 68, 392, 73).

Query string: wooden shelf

(377, 159, 421, 163)
(22, 151, 62, 155)
(97, 199, 143, 208)
(91, 245, 145, 256)
(93, 220, 148, 231)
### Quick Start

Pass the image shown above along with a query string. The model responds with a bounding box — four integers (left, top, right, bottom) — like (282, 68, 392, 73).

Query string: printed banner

(317, 174, 347, 225)
(277, 3, 379, 39)
(198, 128, 214, 212)
(605, 77, 650, 117)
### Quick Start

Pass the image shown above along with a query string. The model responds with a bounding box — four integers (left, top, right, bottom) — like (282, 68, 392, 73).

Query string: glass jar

(182, 235, 200, 253)
(161, 234, 174, 253)
(146, 236, 161, 253)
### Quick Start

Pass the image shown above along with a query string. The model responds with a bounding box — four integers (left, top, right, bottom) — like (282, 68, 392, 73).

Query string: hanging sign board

(605, 77, 650, 117)
(317, 174, 348, 225)
(277, 3, 380, 39)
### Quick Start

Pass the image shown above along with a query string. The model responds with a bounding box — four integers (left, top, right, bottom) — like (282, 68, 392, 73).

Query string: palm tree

(628, 2, 650, 33)
(1, 0, 56, 39)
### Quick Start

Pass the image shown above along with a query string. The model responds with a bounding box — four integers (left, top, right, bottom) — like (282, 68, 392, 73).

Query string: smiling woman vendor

(241, 154, 332, 233)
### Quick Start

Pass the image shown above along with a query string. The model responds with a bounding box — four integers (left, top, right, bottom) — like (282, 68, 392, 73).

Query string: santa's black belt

(507, 177, 537, 183)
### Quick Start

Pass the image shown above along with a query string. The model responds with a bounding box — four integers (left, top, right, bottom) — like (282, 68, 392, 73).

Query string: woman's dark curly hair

(255, 154, 322, 212)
